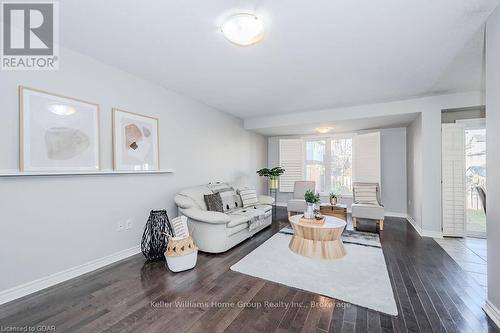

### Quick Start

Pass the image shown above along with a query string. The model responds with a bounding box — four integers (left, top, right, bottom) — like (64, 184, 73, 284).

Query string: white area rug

(231, 233, 398, 316)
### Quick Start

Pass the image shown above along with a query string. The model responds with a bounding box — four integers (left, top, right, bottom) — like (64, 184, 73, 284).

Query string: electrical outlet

(125, 219, 132, 230)
(117, 221, 125, 231)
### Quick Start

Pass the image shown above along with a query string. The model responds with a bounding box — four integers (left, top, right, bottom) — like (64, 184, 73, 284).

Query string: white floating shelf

(0, 169, 175, 177)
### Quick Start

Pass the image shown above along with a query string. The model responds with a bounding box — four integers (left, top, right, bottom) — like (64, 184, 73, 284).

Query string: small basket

(164, 236, 198, 272)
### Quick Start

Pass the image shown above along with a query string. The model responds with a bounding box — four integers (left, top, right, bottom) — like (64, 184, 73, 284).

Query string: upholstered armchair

(287, 181, 316, 217)
(351, 182, 385, 231)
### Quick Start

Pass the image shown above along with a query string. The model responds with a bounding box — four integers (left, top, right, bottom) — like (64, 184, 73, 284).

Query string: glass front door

(464, 123, 486, 238)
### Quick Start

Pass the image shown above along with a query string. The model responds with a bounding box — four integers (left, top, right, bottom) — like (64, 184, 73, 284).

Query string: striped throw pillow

(354, 185, 378, 205)
(207, 182, 231, 193)
(238, 188, 259, 207)
(170, 216, 189, 239)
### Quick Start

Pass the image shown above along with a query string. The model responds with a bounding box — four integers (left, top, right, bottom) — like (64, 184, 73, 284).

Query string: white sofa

(174, 182, 274, 253)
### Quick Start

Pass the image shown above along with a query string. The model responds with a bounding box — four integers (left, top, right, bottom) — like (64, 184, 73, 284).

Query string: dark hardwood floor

(0, 207, 498, 333)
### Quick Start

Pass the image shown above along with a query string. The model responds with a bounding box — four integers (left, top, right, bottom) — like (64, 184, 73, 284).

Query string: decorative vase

(330, 197, 337, 205)
(305, 203, 314, 219)
(268, 177, 278, 190)
(141, 210, 173, 261)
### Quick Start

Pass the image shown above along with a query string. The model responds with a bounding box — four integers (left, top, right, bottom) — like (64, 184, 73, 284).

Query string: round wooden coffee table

(288, 215, 347, 259)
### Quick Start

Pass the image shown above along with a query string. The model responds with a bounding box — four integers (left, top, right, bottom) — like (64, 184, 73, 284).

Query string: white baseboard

(385, 211, 408, 218)
(406, 216, 443, 238)
(484, 300, 500, 329)
(0, 245, 141, 305)
(421, 229, 443, 238)
(406, 215, 421, 233)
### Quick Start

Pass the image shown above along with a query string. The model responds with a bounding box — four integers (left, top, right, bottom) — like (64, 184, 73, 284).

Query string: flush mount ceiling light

(315, 127, 332, 134)
(221, 13, 264, 46)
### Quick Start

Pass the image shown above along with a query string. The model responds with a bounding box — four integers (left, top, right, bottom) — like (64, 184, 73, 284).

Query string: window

(330, 138, 352, 193)
(305, 140, 326, 192)
(305, 137, 352, 194)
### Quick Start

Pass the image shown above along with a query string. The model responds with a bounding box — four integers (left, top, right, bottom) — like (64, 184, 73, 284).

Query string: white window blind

(442, 123, 465, 237)
(352, 132, 381, 185)
(279, 139, 304, 192)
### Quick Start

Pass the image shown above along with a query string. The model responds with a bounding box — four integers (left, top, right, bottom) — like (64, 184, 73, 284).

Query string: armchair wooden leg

(352, 217, 357, 229)
(379, 219, 384, 231)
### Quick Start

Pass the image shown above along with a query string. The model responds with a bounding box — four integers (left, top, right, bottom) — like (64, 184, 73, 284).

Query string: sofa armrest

(258, 195, 275, 205)
(174, 194, 195, 209)
(180, 208, 230, 224)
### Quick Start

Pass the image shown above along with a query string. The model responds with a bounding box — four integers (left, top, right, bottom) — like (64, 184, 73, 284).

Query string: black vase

(141, 210, 173, 261)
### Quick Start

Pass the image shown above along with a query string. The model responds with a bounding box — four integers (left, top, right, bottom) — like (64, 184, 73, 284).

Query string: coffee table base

(289, 235, 346, 259)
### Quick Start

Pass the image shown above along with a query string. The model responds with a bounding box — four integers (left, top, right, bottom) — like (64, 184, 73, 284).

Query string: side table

(319, 203, 347, 221)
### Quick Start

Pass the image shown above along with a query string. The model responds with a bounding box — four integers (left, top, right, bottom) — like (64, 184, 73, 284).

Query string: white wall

(0, 48, 267, 296)
(485, 7, 500, 325)
(267, 127, 407, 215)
(380, 128, 407, 215)
(406, 115, 422, 228)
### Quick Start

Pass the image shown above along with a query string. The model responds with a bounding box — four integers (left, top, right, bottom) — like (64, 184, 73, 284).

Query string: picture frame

(112, 108, 160, 171)
(19, 86, 100, 172)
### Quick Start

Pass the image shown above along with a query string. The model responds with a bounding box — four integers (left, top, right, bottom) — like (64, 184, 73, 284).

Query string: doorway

(441, 107, 487, 238)
(440, 111, 487, 289)
(461, 119, 486, 238)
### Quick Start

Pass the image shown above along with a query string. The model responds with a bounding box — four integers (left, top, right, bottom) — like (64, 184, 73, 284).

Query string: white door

(442, 123, 466, 237)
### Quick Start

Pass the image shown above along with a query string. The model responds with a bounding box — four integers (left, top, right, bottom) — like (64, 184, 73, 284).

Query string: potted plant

(329, 191, 338, 205)
(256, 167, 285, 190)
(304, 190, 320, 219)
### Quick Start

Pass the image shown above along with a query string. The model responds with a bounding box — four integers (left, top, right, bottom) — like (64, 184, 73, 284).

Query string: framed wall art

(112, 108, 159, 171)
(19, 86, 100, 172)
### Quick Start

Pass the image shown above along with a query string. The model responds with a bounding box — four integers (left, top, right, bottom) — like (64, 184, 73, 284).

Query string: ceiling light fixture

(221, 13, 264, 46)
(316, 127, 332, 134)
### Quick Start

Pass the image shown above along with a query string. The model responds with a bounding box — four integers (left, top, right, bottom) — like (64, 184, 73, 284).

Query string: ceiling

(430, 28, 486, 94)
(253, 113, 420, 136)
(59, 0, 498, 118)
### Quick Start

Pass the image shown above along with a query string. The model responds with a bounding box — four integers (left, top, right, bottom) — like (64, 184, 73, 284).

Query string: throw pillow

(354, 185, 378, 205)
(208, 182, 240, 212)
(170, 216, 189, 239)
(239, 188, 259, 207)
(204, 193, 223, 212)
(217, 188, 239, 212)
(207, 182, 231, 193)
